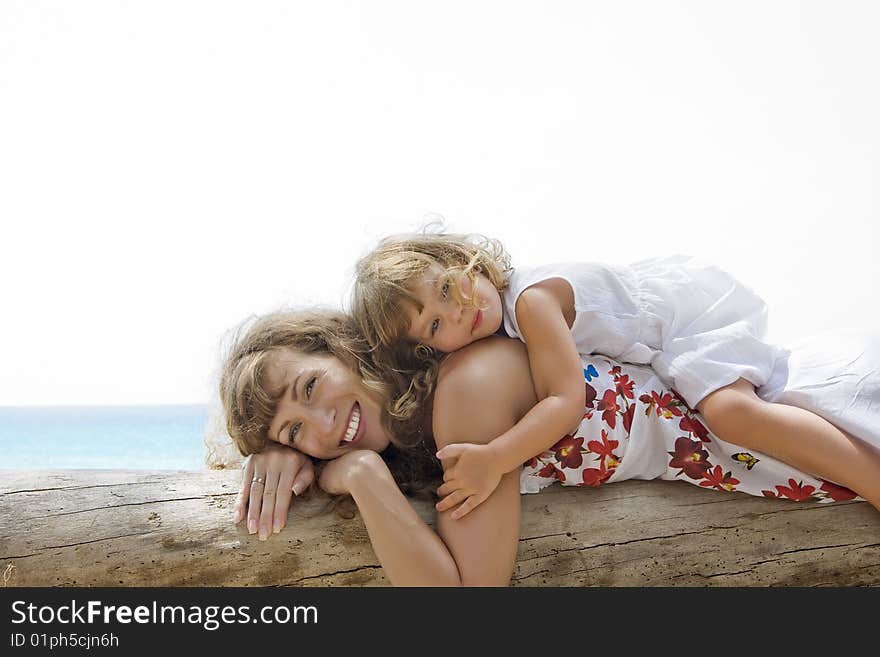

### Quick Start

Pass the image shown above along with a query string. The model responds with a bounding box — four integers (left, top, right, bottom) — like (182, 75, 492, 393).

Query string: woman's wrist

(343, 450, 391, 493)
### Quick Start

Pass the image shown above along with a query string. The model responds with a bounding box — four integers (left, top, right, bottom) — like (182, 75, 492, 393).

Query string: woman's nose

(307, 405, 336, 438)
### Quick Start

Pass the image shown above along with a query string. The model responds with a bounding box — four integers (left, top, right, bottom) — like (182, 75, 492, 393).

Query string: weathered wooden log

(1, 469, 879, 586)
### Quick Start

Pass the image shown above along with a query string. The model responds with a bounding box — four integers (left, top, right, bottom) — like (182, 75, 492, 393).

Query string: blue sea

(0, 405, 210, 470)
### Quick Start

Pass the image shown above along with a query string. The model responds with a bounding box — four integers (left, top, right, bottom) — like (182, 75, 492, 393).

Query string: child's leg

(697, 379, 880, 511)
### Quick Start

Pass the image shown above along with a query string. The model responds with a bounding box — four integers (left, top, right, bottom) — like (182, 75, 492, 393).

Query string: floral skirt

(519, 334, 877, 504)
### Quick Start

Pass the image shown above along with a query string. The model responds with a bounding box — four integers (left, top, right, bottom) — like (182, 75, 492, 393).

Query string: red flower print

(552, 434, 585, 469)
(584, 382, 597, 409)
(679, 415, 710, 442)
(525, 456, 539, 468)
(640, 391, 683, 419)
(772, 478, 816, 501)
(587, 429, 619, 460)
(819, 480, 858, 502)
(614, 374, 635, 400)
(699, 465, 740, 492)
(651, 391, 683, 419)
(581, 466, 613, 487)
(608, 365, 622, 376)
(538, 462, 566, 482)
(668, 436, 711, 480)
(622, 405, 635, 435)
(596, 389, 620, 429)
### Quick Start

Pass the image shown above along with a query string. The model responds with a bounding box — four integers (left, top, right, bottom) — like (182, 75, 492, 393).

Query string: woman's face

(264, 349, 391, 460)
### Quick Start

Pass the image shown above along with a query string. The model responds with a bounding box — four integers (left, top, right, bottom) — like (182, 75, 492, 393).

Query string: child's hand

(434, 442, 503, 519)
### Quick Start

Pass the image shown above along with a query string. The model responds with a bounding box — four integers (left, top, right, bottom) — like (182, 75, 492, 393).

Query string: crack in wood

(672, 496, 747, 507)
(1, 531, 155, 559)
(703, 567, 758, 578)
(520, 531, 571, 542)
(29, 494, 237, 519)
(1, 481, 167, 495)
(290, 564, 383, 584)
(511, 568, 550, 582)
(754, 502, 861, 518)
(775, 542, 861, 556)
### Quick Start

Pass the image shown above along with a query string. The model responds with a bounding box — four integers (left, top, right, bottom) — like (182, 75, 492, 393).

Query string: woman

(221, 310, 879, 585)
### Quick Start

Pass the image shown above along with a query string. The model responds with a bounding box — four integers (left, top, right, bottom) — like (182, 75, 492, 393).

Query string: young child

(352, 229, 880, 519)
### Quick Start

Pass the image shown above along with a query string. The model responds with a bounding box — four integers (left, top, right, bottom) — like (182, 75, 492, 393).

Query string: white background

(2, 1, 877, 406)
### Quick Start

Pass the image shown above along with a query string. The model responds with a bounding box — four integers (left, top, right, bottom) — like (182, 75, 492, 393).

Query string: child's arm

(436, 278, 585, 518)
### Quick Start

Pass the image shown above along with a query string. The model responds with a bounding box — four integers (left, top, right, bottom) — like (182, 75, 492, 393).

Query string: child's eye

(440, 282, 450, 299)
(431, 318, 440, 336)
(305, 376, 316, 399)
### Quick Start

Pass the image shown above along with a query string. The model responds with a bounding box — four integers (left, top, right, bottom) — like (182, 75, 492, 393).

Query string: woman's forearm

(346, 452, 463, 586)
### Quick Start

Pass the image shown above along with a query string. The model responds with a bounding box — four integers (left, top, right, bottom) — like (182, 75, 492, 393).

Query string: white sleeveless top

(501, 257, 781, 408)
(501, 261, 661, 365)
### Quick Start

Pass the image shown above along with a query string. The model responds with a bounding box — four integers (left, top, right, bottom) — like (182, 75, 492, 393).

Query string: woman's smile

(339, 402, 363, 446)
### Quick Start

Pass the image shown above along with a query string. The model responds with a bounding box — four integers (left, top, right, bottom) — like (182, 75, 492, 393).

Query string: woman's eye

(440, 282, 450, 299)
(290, 423, 301, 442)
(306, 376, 316, 399)
(431, 318, 440, 336)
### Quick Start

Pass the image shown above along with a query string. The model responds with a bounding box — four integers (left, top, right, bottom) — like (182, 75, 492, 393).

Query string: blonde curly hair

(351, 228, 511, 352)
(349, 227, 511, 428)
(219, 308, 442, 499)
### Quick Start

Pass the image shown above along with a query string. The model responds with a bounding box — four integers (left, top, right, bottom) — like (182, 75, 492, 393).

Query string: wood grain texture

(2, 469, 878, 587)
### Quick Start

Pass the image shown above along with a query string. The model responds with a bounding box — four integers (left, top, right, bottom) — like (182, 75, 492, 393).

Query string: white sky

(1, 1, 878, 406)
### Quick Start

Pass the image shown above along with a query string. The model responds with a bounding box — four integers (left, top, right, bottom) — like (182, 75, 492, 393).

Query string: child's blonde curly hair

(350, 226, 512, 427)
(351, 227, 512, 351)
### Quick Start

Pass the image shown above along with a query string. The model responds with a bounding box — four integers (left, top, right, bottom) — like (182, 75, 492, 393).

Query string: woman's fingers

(240, 447, 315, 540)
(258, 468, 282, 541)
(246, 469, 266, 535)
(292, 462, 315, 497)
(233, 458, 255, 525)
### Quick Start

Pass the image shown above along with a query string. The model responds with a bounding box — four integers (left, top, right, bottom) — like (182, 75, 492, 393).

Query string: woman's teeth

(341, 404, 361, 444)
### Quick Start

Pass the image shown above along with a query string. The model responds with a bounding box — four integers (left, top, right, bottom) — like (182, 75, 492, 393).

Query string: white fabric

(759, 331, 880, 444)
(502, 256, 782, 407)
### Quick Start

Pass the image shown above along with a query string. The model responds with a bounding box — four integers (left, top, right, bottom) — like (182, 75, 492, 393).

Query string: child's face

(405, 264, 504, 353)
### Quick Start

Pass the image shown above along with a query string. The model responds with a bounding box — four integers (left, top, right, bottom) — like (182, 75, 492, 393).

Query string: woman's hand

(318, 449, 385, 496)
(233, 443, 315, 541)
